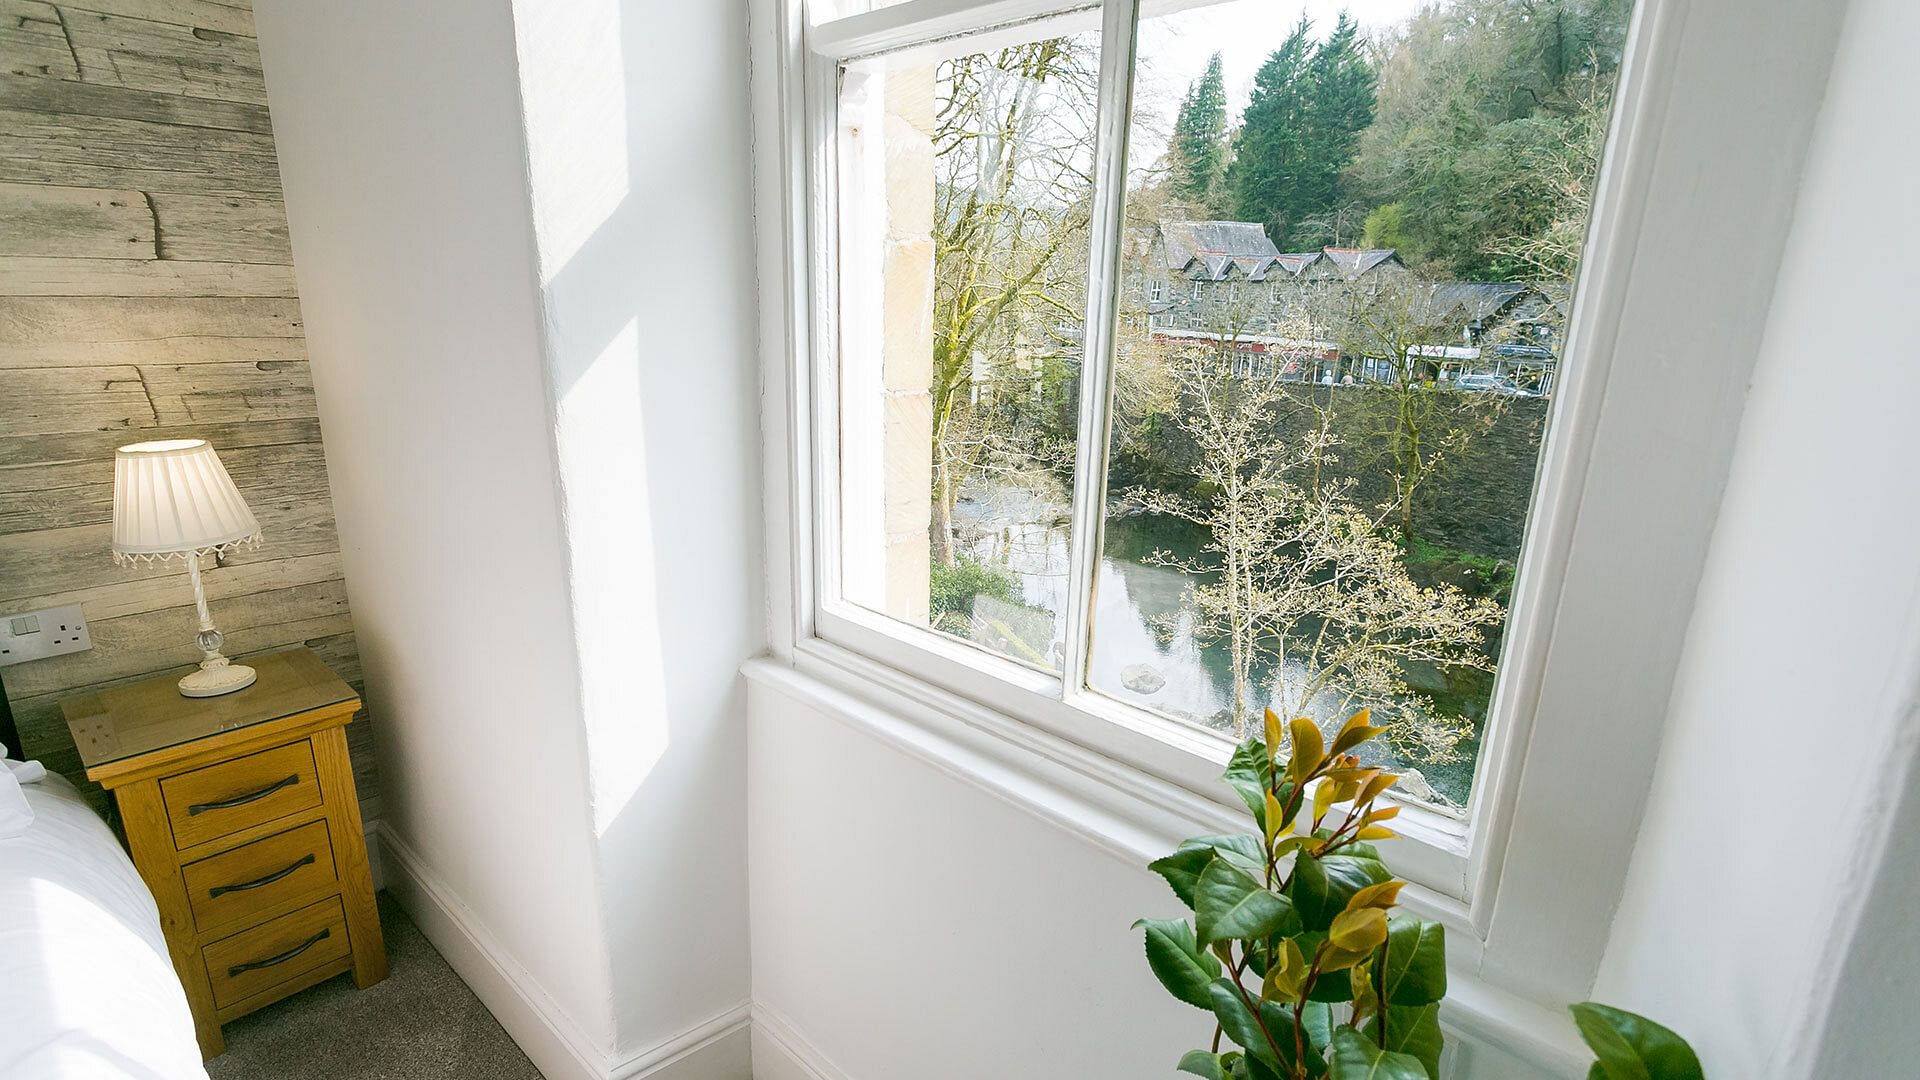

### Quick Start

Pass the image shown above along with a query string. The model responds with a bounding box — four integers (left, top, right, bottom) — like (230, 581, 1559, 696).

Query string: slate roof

(1162, 220, 1280, 266)
(1272, 252, 1327, 275)
(1322, 247, 1404, 278)
(1423, 282, 1530, 323)
(1143, 222, 1405, 283)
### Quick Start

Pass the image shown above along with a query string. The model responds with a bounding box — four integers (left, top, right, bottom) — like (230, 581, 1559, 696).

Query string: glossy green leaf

(1322, 850, 1394, 909)
(1289, 850, 1336, 931)
(1245, 1055, 1291, 1080)
(1195, 856, 1297, 944)
(1136, 917, 1220, 1010)
(1209, 979, 1281, 1065)
(1179, 1050, 1234, 1080)
(1570, 1002, 1705, 1080)
(1383, 917, 1447, 1006)
(1328, 1026, 1429, 1080)
(1223, 739, 1274, 829)
(1181, 833, 1268, 876)
(1208, 979, 1324, 1076)
(1303, 1000, 1336, 1054)
(1291, 839, 1393, 932)
(1150, 847, 1217, 909)
(1377, 1003, 1443, 1080)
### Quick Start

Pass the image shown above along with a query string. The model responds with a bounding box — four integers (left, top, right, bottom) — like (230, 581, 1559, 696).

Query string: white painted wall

(1592, 1, 1920, 1076)
(256, 0, 760, 1075)
(250, 0, 616, 1062)
(506, 0, 762, 1062)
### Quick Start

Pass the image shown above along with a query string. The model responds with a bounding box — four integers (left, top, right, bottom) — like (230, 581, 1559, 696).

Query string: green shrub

(930, 555, 1021, 620)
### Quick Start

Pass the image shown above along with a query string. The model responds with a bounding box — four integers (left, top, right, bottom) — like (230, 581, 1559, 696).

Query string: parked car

(1454, 373, 1536, 396)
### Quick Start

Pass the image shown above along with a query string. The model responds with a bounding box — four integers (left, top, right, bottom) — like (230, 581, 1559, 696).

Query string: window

(796, 0, 1675, 900)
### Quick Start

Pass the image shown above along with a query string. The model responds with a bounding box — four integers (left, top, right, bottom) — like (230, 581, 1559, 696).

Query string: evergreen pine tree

(1169, 52, 1229, 212)
(1297, 14, 1376, 231)
(1228, 14, 1378, 249)
(1226, 18, 1314, 244)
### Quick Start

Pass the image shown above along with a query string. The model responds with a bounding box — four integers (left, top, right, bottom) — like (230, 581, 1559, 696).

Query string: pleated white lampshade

(112, 439, 261, 565)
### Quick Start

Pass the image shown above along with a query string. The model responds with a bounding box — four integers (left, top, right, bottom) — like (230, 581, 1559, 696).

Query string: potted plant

(1137, 708, 1705, 1080)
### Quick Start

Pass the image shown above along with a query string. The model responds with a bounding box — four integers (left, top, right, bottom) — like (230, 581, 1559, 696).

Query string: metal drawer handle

(227, 928, 329, 977)
(208, 853, 316, 899)
(188, 774, 298, 816)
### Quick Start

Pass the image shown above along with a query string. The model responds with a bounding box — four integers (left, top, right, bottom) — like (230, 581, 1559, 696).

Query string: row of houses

(1123, 220, 1570, 392)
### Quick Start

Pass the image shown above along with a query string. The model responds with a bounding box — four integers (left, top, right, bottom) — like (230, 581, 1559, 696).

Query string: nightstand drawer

(161, 740, 322, 850)
(182, 819, 338, 934)
(204, 895, 350, 1011)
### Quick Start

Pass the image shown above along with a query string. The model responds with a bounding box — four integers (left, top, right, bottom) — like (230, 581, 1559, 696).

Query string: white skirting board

(749, 1005, 851, 1080)
(374, 823, 752, 1080)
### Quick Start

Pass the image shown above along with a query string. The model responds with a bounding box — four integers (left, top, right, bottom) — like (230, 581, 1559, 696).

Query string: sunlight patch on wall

(554, 318, 669, 835)
(513, 0, 630, 279)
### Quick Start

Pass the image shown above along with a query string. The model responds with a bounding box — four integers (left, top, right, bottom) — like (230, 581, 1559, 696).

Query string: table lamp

(111, 439, 263, 697)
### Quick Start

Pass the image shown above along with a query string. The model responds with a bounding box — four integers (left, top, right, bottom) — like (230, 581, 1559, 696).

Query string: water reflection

(952, 483, 1474, 810)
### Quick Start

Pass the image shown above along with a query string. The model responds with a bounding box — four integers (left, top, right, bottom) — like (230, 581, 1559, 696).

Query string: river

(952, 484, 1484, 810)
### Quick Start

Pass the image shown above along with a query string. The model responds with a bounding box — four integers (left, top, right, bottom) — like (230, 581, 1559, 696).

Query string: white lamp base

(179, 656, 256, 698)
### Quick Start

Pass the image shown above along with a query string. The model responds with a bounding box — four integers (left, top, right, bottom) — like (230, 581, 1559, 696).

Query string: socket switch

(0, 604, 92, 667)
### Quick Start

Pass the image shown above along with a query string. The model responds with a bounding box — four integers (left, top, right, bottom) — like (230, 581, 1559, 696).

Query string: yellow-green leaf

(1313, 779, 1338, 823)
(1357, 771, 1397, 807)
(1350, 956, 1381, 1026)
(1329, 907, 1389, 952)
(1358, 825, 1398, 841)
(1288, 717, 1324, 782)
(1264, 709, 1285, 763)
(1345, 880, 1405, 912)
(1265, 937, 1308, 1000)
(1264, 790, 1286, 843)
(1330, 708, 1383, 755)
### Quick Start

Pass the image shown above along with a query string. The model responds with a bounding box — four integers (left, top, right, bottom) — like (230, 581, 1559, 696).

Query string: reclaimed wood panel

(0, 181, 153, 258)
(0, 0, 379, 825)
(0, 255, 296, 296)
(140, 358, 316, 423)
(0, 435, 328, 532)
(0, 2, 79, 80)
(0, 495, 341, 603)
(146, 192, 291, 263)
(58, 7, 267, 106)
(0, 363, 155, 436)
(0, 295, 304, 366)
(58, 0, 257, 38)
(0, 72, 271, 133)
(7, 551, 345, 621)
(3, 578, 352, 698)
(0, 415, 319, 473)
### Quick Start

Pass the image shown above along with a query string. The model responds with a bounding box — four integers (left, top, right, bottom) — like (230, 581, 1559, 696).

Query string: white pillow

(0, 751, 29, 838)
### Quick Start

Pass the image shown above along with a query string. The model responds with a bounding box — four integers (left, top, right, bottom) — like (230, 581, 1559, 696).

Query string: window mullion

(1058, 0, 1140, 703)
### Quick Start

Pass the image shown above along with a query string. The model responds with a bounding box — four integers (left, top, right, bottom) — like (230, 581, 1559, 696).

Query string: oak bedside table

(61, 646, 387, 1059)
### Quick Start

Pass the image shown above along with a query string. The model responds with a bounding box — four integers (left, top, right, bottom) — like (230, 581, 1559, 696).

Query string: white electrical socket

(0, 604, 92, 667)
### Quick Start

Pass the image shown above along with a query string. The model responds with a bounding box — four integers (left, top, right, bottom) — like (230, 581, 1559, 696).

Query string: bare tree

(1131, 353, 1501, 744)
(929, 38, 1099, 565)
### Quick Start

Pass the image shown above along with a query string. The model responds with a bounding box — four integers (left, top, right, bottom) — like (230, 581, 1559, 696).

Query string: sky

(1135, 0, 1430, 151)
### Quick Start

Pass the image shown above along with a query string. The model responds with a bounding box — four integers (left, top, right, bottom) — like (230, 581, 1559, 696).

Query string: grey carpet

(205, 892, 543, 1080)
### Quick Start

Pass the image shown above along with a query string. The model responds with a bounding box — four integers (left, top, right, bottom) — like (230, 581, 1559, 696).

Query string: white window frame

(751, 0, 1837, 1013)
(1146, 279, 1165, 302)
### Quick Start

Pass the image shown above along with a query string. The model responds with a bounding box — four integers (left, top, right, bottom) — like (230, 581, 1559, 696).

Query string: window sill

(741, 649, 1591, 1075)
(813, 599, 1473, 896)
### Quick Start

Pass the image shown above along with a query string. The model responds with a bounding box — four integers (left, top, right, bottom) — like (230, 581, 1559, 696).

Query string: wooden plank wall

(0, 0, 381, 822)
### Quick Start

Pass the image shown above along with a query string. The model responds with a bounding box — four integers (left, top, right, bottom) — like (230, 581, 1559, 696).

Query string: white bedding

(0, 771, 211, 1080)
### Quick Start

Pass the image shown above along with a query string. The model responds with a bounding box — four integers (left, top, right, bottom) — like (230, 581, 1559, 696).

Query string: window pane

(836, 30, 1100, 670)
(1086, 0, 1631, 811)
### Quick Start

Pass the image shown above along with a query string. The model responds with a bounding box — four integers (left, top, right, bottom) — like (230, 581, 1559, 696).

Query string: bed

(0, 769, 211, 1080)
